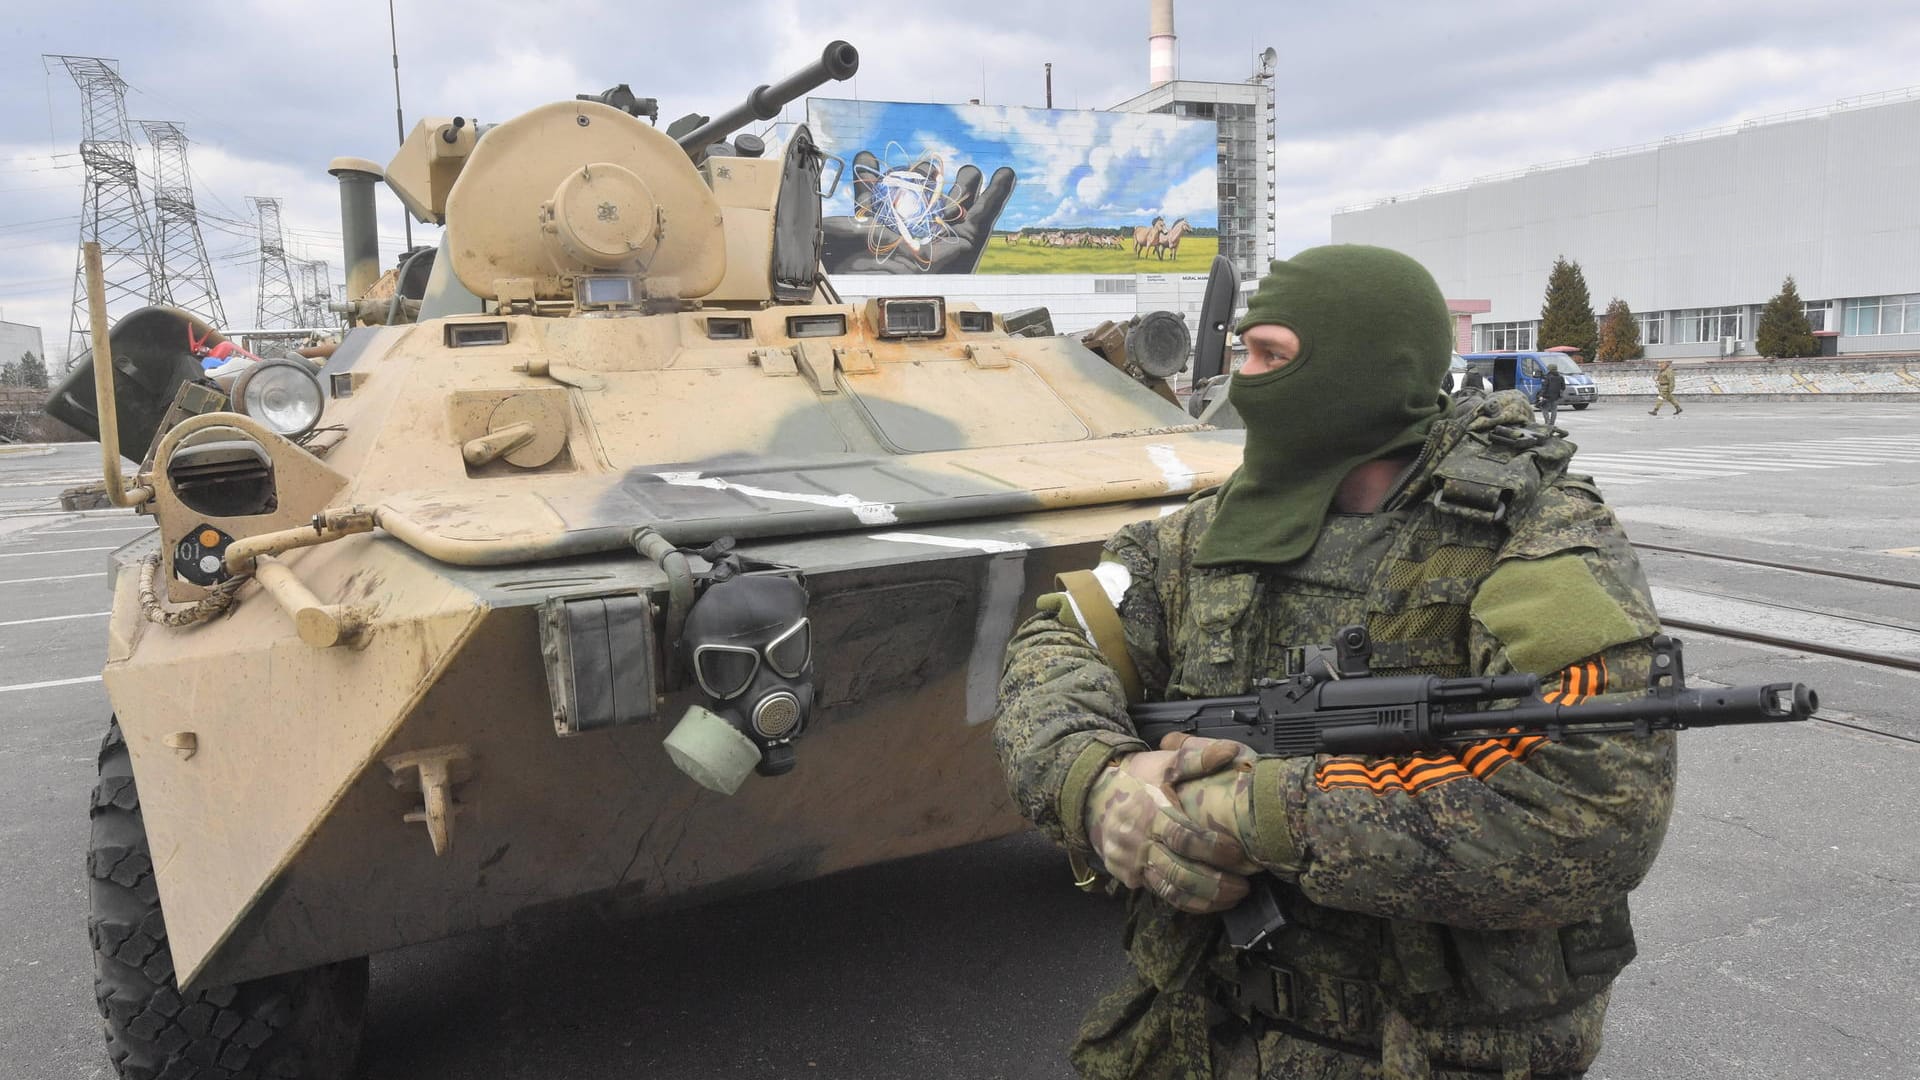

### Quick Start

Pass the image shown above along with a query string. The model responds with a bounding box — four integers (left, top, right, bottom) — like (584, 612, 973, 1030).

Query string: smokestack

(1149, 0, 1176, 87)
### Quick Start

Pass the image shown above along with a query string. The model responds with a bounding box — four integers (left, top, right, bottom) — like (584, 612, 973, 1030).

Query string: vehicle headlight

(231, 358, 325, 438)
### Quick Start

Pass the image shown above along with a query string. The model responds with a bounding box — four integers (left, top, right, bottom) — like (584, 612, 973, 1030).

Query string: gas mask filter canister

(664, 574, 814, 795)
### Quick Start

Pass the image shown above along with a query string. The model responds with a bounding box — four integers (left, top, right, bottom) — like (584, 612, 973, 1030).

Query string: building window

(1635, 311, 1665, 345)
(1477, 321, 1535, 351)
(1802, 301, 1828, 333)
(1843, 294, 1920, 335)
(1672, 306, 1744, 344)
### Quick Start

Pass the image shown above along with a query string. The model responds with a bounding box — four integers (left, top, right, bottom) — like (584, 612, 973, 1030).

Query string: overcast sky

(5, 0, 1919, 363)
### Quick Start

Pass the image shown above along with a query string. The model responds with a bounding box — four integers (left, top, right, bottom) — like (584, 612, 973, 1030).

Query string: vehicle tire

(1573, 403, 1590, 411)
(89, 718, 369, 1080)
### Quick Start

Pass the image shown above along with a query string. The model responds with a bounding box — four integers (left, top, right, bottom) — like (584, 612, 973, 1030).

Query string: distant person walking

(1459, 368, 1488, 394)
(1650, 360, 1683, 415)
(1538, 365, 1567, 425)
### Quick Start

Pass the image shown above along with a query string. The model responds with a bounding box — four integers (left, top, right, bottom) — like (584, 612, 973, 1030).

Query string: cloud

(5, 0, 1920, 349)
(1159, 170, 1216, 220)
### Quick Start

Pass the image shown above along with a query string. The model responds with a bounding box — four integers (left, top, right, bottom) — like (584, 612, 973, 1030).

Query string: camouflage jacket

(993, 392, 1677, 1079)
(1656, 367, 1676, 392)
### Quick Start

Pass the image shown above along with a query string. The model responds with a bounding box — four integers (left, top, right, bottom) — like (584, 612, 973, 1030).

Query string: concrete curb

(1588, 357, 1920, 398)
(1600, 393, 1920, 404)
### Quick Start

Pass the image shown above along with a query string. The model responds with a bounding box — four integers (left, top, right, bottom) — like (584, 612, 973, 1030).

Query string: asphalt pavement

(3, 400, 1918, 1079)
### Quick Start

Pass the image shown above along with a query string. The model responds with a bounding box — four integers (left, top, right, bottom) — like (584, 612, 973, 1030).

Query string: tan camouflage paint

(92, 81, 1246, 989)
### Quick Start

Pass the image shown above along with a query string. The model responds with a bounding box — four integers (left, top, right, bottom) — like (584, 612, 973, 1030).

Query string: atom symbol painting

(851, 143, 968, 267)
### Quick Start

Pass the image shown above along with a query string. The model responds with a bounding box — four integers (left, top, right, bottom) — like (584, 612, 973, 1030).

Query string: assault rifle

(1128, 627, 1817, 950)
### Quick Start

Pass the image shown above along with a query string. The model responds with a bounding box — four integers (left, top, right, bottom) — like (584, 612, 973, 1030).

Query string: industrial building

(1109, 60, 1276, 288)
(0, 319, 47, 375)
(830, 0, 1275, 340)
(1332, 89, 1920, 358)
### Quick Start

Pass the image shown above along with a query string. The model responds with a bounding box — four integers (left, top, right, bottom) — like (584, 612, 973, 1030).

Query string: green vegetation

(1538, 256, 1599, 358)
(1595, 298, 1643, 362)
(977, 235, 1220, 275)
(0, 351, 48, 389)
(1756, 276, 1817, 358)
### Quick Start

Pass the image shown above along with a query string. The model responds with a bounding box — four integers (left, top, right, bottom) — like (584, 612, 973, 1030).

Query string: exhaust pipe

(328, 157, 385, 303)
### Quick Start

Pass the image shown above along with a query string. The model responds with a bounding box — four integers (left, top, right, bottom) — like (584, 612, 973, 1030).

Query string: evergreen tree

(1538, 256, 1599, 358)
(1595, 298, 1643, 362)
(16, 351, 48, 389)
(0, 361, 17, 387)
(1755, 277, 1817, 358)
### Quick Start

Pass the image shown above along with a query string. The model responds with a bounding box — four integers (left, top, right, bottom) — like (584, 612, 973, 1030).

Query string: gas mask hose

(632, 526, 695, 682)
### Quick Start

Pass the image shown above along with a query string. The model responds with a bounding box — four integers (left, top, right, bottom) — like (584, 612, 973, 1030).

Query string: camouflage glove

(1152, 730, 1259, 857)
(1159, 732, 1298, 877)
(1083, 739, 1259, 913)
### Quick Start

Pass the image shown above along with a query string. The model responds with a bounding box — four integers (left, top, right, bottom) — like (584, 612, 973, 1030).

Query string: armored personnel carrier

(52, 41, 1243, 1078)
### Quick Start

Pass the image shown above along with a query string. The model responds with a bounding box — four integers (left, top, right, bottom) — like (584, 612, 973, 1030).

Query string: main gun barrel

(676, 40, 860, 157)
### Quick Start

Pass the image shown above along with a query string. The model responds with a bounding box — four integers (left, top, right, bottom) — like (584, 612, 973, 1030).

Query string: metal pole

(388, 0, 413, 251)
(83, 242, 150, 507)
(1045, 63, 1053, 108)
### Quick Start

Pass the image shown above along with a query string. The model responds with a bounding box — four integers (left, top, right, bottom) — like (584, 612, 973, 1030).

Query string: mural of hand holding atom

(820, 144, 1017, 275)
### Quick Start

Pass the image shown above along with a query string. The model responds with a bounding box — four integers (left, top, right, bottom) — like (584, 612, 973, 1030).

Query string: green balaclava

(1194, 245, 1452, 568)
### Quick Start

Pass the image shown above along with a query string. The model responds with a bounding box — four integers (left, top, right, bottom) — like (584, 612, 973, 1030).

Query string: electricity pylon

(48, 54, 160, 363)
(250, 196, 301, 330)
(298, 260, 334, 329)
(138, 120, 227, 327)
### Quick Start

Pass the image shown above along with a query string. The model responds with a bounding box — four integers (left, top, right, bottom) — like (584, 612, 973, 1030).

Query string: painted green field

(976, 235, 1220, 275)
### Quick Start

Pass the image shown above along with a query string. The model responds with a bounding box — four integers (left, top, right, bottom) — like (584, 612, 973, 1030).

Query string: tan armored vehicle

(50, 41, 1243, 1078)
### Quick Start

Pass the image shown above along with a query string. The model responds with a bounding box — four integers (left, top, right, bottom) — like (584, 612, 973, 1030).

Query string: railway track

(1632, 541, 1920, 675)
(1631, 541, 1920, 592)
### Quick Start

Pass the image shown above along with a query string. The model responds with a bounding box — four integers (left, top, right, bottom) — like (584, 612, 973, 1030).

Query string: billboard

(806, 99, 1219, 275)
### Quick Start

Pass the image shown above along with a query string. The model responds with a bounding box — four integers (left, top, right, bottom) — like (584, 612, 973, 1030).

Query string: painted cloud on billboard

(805, 99, 1219, 275)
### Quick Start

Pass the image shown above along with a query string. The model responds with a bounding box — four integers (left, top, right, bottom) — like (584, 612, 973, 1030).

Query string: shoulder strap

(1056, 569, 1145, 705)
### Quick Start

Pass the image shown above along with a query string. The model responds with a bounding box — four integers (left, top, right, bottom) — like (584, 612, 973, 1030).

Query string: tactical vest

(1076, 396, 1637, 1079)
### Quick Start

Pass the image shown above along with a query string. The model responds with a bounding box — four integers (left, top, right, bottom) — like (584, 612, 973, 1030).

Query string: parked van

(1460, 350, 1599, 410)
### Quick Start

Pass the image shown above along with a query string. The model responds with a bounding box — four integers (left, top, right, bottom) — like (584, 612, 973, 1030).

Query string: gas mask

(663, 573, 814, 795)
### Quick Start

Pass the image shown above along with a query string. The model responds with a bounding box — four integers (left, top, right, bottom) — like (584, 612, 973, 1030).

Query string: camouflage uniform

(1650, 367, 1682, 415)
(994, 393, 1676, 1080)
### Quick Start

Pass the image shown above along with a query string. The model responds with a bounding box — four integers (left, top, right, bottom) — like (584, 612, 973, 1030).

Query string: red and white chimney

(1149, 0, 1177, 87)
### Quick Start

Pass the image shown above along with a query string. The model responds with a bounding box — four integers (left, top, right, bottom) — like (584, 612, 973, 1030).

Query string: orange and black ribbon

(1315, 659, 1607, 794)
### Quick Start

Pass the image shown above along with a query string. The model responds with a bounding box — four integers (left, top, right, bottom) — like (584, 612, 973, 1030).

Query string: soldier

(1649, 360, 1683, 415)
(994, 245, 1676, 1080)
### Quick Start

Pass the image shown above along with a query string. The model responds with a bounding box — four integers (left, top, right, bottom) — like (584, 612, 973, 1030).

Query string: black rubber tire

(89, 718, 370, 1080)
(1572, 403, 1591, 411)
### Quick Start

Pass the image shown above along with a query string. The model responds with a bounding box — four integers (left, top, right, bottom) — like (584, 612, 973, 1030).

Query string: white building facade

(0, 319, 46, 372)
(1331, 90, 1920, 358)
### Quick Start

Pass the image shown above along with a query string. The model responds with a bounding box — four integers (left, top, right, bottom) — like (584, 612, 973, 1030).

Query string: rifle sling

(1057, 568, 1145, 705)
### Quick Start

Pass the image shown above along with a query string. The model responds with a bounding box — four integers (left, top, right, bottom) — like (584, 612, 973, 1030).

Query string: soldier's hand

(1084, 761, 1252, 914)
(1159, 733, 1266, 875)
